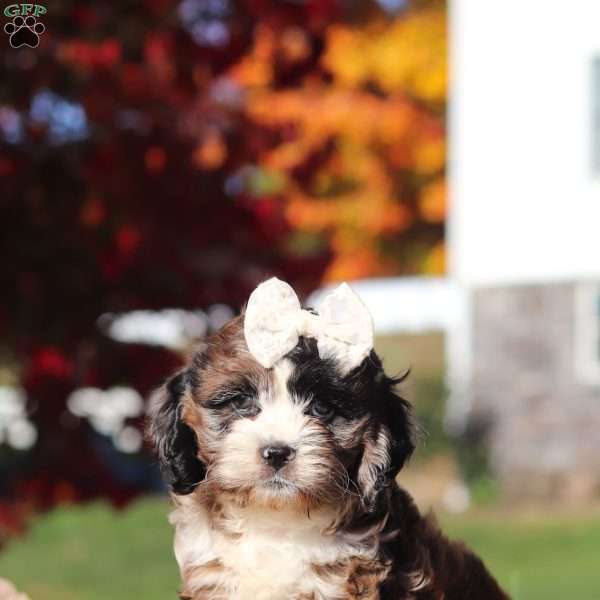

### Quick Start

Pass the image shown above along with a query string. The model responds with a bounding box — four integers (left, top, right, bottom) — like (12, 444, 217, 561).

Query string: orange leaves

(412, 137, 446, 175)
(193, 132, 227, 170)
(420, 179, 446, 223)
(285, 149, 413, 283)
(249, 88, 389, 148)
(325, 249, 390, 283)
(227, 2, 447, 281)
(247, 88, 443, 174)
(286, 190, 412, 237)
(228, 24, 275, 88)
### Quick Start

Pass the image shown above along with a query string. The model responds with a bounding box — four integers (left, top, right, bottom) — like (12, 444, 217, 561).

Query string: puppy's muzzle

(260, 444, 296, 470)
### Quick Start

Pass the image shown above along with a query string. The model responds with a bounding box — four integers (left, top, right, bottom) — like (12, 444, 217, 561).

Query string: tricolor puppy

(148, 278, 508, 600)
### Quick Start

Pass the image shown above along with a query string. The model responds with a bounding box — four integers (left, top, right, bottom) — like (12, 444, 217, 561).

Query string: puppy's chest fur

(172, 498, 387, 600)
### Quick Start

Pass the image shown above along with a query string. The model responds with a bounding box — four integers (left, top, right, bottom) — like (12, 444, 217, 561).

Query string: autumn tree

(0, 0, 446, 531)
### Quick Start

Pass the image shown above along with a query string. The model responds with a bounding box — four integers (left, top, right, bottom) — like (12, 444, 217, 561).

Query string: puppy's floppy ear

(148, 370, 206, 495)
(357, 370, 415, 509)
(383, 374, 415, 475)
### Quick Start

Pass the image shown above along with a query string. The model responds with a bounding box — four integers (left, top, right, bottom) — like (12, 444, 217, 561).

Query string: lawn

(0, 498, 598, 600)
(441, 510, 600, 600)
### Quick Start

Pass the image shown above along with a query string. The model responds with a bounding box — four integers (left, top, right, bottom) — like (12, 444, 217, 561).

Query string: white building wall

(447, 0, 600, 428)
(450, 0, 600, 287)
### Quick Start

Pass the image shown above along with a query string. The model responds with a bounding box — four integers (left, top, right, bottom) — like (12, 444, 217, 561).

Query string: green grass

(1, 499, 599, 600)
(0, 498, 178, 600)
(441, 511, 600, 600)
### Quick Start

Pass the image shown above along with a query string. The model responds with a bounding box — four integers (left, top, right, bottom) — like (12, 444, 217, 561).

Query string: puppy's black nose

(261, 444, 296, 470)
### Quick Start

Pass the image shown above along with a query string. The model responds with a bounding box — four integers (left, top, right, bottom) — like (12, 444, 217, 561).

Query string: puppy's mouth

(260, 473, 297, 492)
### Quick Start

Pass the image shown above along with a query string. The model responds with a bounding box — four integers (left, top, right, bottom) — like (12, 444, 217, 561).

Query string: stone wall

(471, 282, 600, 502)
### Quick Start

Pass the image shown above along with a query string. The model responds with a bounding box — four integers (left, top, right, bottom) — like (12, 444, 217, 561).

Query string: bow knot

(244, 278, 374, 373)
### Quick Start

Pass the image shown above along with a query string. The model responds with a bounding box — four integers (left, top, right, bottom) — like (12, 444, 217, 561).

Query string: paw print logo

(4, 15, 45, 48)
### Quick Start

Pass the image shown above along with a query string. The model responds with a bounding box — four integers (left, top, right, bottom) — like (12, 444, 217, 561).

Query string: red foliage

(0, 0, 445, 532)
(0, 0, 338, 528)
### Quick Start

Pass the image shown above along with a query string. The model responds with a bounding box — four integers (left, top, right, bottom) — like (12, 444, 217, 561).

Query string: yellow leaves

(423, 242, 446, 275)
(322, 7, 447, 103)
(321, 26, 370, 88)
(372, 10, 447, 102)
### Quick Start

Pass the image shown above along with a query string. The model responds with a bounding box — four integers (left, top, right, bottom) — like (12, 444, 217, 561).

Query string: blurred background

(1, 0, 599, 598)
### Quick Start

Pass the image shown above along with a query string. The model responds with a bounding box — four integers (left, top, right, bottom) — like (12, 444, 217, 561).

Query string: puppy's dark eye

(310, 400, 335, 420)
(209, 391, 257, 415)
(231, 394, 258, 415)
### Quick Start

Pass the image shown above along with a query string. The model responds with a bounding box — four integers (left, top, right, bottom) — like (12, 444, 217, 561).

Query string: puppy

(148, 278, 509, 600)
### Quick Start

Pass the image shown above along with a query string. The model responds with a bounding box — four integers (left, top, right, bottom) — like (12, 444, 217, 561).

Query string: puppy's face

(149, 316, 414, 512)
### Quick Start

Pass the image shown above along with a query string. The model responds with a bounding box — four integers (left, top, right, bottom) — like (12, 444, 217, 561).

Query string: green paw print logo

(4, 4, 47, 49)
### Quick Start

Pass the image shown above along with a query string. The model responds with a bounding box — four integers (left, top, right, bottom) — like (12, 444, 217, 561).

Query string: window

(574, 283, 600, 384)
(591, 58, 600, 175)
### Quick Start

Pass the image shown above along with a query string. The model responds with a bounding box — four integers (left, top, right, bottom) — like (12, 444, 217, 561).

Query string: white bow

(244, 278, 374, 373)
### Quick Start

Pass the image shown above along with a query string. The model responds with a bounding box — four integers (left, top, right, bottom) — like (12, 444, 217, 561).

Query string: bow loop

(244, 278, 374, 373)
